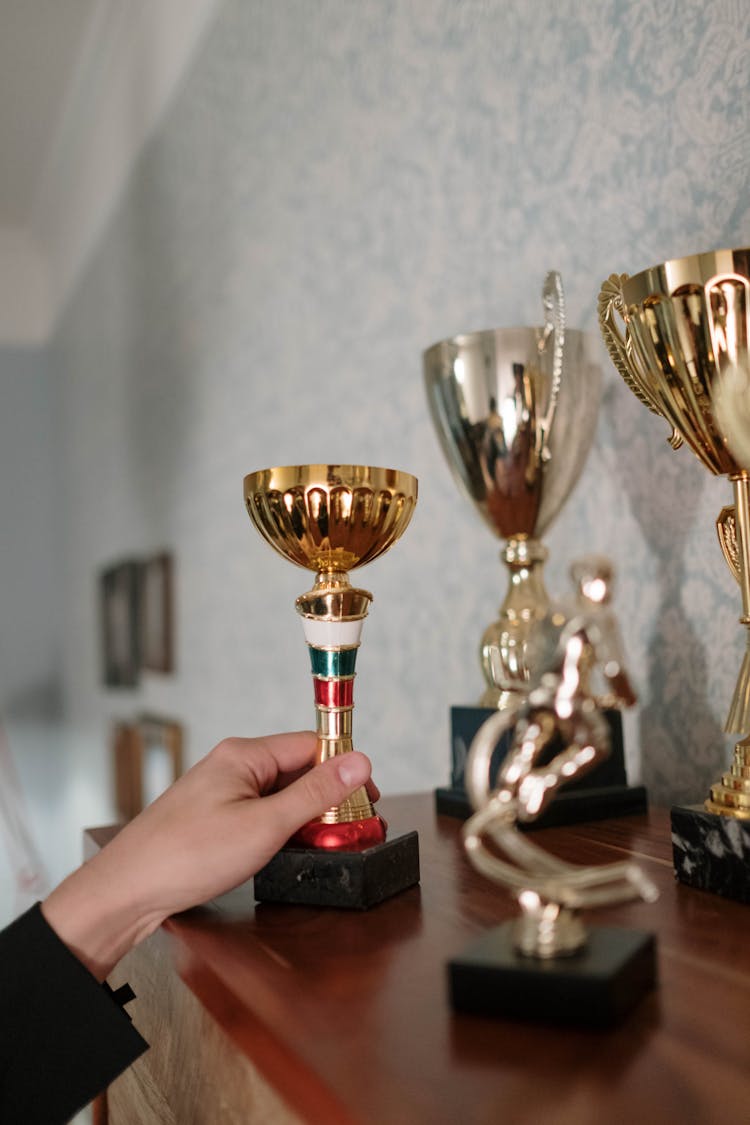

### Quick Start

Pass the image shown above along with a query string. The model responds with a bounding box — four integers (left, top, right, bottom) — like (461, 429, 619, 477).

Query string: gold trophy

(449, 558, 657, 1026)
(599, 248, 750, 902)
(424, 275, 643, 825)
(423, 273, 601, 710)
(243, 464, 421, 907)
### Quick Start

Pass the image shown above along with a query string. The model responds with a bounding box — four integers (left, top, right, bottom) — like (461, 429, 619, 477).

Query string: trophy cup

(599, 248, 750, 903)
(449, 558, 658, 1026)
(243, 464, 420, 908)
(424, 273, 645, 824)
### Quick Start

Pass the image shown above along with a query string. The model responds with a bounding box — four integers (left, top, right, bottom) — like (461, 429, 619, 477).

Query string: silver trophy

(424, 273, 602, 710)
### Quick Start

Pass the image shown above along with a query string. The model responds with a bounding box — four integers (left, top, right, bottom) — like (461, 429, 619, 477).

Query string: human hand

(42, 731, 375, 980)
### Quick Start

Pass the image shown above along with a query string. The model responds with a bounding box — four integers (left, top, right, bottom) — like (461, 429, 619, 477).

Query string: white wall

(50, 0, 750, 814)
(0, 347, 59, 712)
(0, 348, 68, 921)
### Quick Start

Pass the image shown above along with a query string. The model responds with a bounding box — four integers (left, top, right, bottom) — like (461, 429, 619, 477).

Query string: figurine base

(449, 922, 657, 1027)
(439, 704, 647, 826)
(671, 804, 750, 904)
(253, 830, 420, 910)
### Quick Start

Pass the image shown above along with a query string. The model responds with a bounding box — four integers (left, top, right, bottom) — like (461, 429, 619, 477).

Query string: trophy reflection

(423, 273, 602, 710)
(243, 464, 420, 908)
(599, 248, 750, 902)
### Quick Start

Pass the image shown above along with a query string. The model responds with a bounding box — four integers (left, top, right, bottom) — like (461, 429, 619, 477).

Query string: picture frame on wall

(113, 715, 183, 822)
(100, 561, 141, 688)
(140, 552, 174, 673)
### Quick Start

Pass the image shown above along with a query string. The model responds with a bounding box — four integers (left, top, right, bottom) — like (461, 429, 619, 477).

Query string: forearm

(41, 852, 164, 981)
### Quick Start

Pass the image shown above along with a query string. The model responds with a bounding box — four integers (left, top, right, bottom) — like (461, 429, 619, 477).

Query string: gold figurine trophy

(244, 464, 420, 908)
(449, 558, 658, 1026)
(424, 273, 645, 825)
(599, 248, 750, 903)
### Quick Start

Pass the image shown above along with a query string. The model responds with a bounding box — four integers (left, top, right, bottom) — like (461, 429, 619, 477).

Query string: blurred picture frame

(140, 552, 174, 673)
(100, 561, 141, 687)
(114, 715, 183, 822)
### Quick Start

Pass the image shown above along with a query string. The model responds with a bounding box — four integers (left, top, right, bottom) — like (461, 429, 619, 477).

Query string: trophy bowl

(245, 464, 418, 575)
(599, 248, 750, 823)
(424, 280, 602, 709)
(244, 464, 418, 851)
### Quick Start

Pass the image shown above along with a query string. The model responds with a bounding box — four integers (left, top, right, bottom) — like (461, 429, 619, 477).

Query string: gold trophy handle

(717, 505, 742, 586)
(536, 270, 565, 463)
(597, 274, 683, 451)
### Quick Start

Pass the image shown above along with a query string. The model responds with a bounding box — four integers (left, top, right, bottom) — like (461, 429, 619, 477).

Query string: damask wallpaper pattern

(55, 0, 750, 807)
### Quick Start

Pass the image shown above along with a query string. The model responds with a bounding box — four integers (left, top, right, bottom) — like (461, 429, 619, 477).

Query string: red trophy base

(291, 814, 387, 851)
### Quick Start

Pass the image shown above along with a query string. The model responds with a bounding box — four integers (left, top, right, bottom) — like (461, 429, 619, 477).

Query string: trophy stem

(293, 570, 386, 850)
(723, 474, 750, 736)
(709, 475, 750, 818)
(479, 537, 550, 710)
(513, 896, 587, 959)
(732, 474, 750, 622)
(723, 641, 750, 736)
(706, 734, 750, 820)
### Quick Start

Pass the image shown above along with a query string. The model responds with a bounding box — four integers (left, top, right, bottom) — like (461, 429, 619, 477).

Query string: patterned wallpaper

(54, 0, 750, 808)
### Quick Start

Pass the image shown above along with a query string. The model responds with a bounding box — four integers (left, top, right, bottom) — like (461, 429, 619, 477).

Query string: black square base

(449, 922, 657, 1027)
(438, 704, 647, 827)
(671, 804, 750, 904)
(253, 830, 420, 910)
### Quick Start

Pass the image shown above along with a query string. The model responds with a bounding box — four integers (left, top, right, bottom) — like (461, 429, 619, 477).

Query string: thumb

(267, 751, 373, 837)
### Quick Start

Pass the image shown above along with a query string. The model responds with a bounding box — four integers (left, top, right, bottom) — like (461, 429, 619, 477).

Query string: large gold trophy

(423, 273, 601, 710)
(424, 275, 644, 825)
(599, 248, 750, 902)
(243, 464, 421, 907)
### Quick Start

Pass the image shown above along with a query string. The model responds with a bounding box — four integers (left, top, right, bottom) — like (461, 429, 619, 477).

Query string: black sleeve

(0, 903, 148, 1124)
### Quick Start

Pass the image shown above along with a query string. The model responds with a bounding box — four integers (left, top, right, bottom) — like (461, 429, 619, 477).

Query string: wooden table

(90, 796, 750, 1124)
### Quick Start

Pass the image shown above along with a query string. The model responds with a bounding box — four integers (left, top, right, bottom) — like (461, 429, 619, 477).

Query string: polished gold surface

(479, 538, 550, 711)
(707, 789, 750, 815)
(244, 464, 418, 574)
(295, 587, 372, 620)
(316, 708, 353, 738)
(244, 464, 417, 835)
(424, 273, 602, 709)
(598, 248, 750, 818)
(599, 248, 750, 474)
(706, 733, 750, 819)
(463, 558, 655, 958)
(717, 506, 742, 586)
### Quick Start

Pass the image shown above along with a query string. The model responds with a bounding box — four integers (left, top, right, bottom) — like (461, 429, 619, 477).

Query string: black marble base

(437, 704, 647, 826)
(253, 830, 420, 910)
(449, 921, 657, 1027)
(671, 804, 750, 904)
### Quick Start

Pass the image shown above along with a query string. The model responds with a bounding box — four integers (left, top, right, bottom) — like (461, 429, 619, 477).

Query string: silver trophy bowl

(424, 274, 602, 708)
